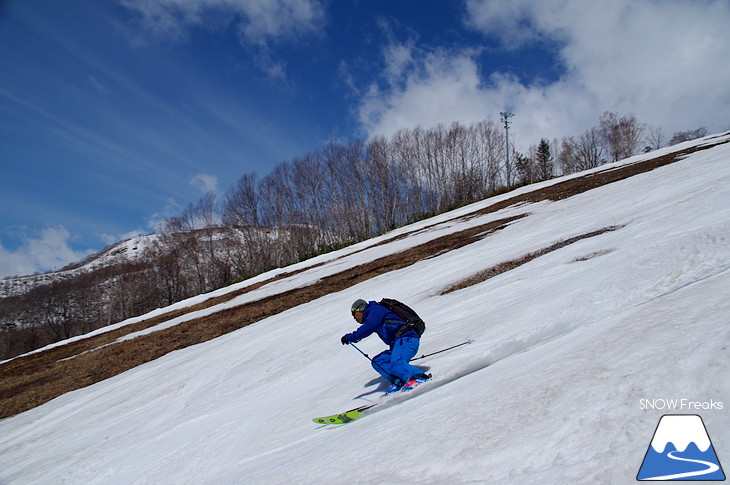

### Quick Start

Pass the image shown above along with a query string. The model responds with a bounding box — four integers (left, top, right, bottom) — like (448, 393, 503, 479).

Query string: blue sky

(1, 0, 729, 278)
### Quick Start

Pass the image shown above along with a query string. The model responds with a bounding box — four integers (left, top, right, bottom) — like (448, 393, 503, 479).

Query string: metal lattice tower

(500, 111, 514, 188)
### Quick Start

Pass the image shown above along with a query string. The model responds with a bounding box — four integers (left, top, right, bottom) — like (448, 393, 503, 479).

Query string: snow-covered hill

(1, 134, 728, 484)
(0, 235, 159, 298)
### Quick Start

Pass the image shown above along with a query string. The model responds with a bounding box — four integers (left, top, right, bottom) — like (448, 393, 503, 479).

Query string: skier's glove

(341, 335, 350, 345)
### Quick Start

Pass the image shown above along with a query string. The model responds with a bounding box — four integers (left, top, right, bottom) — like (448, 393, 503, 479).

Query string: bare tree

(669, 127, 708, 145)
(151, 236, 186, 305)
(367, 135, 401, 232)
(258, 162, 296, 266)
(222, 172, 259, 227)
(35, 284, 74, 341)
(259, 162, 295, 228)
(340, 139, 373, 239)
(473, 119, 505, 193)
(159, 215, 188, 233)
(445, 121, 482, 205)
(599, 111, 646, 162)
(192, 191, 219, 229)
(424, 125, 449, 214)
(290, 152, 329, 252)
(644, 125, 665, 152)
(391, 129, 427, 221)
(559, 127, 606, 173)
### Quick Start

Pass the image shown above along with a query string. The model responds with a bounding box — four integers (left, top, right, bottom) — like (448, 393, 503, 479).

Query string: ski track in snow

(1, 134, 729, 484)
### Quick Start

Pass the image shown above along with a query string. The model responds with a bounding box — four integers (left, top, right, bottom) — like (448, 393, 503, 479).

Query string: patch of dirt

(441, 226, 623, 294)
(0, 215, 522, 418)
(0, 136, 727, 418)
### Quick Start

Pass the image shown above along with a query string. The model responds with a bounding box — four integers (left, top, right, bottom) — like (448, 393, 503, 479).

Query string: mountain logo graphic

(637, 414, 726, 481)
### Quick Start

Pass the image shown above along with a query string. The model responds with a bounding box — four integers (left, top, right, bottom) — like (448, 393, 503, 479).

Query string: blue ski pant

(372, 336, 422, 385)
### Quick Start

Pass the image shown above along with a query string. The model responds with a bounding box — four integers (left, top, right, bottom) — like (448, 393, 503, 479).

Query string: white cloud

(234, 0, 325, 45)
(359, 49, 496, 135)
(0, 227, 95, 278)
(359, 0, 730, 150)
(464, 0, 556, 48)
(190, 173, 219, 194)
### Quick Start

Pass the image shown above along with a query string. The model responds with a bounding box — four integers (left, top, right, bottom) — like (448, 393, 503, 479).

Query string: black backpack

(379, 298, 426, 337)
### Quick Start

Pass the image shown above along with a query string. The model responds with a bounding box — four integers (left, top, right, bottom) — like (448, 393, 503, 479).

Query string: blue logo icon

(637, 414, 725, 481)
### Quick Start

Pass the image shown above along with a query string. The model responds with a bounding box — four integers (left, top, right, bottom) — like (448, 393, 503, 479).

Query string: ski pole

(348, 342, 399, 382)
(410, 339, 474, 362)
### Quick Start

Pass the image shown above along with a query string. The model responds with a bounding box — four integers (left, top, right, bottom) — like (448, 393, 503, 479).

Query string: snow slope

(1, 135, 729, 484)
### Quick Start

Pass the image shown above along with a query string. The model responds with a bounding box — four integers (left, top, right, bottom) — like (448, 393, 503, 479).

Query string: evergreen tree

(536, 139, 554, 181)
(514, 152, 534, 185)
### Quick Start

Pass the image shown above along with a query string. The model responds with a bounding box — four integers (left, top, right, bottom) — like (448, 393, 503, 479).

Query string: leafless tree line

(0, 263, 152, 358)
(556, 112, 708, 174)
(162, 113, 708, 245)
(0, 224, 328, 359)
(179, 119, 512, 246)
(0, 113, 710, 358)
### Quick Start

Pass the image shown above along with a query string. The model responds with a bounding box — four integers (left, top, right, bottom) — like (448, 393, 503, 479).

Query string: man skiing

(341, 298, 430, 393)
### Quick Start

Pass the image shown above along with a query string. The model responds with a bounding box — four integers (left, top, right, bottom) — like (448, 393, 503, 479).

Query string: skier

(341, 299, 430, 393)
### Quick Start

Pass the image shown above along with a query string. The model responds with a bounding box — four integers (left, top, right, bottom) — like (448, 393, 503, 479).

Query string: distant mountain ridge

(0, 132, 728, 417)
(0, 235, 159, 298)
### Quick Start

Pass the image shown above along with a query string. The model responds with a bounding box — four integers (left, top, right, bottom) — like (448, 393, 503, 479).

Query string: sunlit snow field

(1, 135, 728, 484)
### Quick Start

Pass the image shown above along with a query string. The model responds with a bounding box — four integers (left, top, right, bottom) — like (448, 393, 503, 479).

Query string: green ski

(313, 404, 376, 425)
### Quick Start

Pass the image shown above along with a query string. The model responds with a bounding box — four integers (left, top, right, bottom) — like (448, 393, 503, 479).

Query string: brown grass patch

(442, 226, 623, 294)
(0, 215, 522, 418)
(1, 136, 727, 418)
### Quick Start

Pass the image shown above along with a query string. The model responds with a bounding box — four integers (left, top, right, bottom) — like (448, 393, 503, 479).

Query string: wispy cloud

(190, 173, 219, 194)
(88, 76, 111, 94)
(120, 0, 325, 42)
(119, 0, 326, 80)
(233, 0, 326, 45)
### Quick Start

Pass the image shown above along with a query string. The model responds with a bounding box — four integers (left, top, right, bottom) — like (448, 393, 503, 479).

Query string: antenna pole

(500, 111, 515, 188)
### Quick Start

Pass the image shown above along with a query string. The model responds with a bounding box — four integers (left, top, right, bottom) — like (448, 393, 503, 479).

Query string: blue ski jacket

(344, 301, 419, 348)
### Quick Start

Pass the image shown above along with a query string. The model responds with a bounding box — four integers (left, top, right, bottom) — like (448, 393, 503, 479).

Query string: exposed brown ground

(442, 226, 624, 294)
(1, 136, 727, 419)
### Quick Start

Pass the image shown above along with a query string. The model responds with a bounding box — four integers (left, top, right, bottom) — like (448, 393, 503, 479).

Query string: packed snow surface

(1, 135, 729, 484)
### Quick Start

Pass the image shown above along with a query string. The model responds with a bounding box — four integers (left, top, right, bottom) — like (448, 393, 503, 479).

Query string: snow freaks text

(639, 398, 724, 411)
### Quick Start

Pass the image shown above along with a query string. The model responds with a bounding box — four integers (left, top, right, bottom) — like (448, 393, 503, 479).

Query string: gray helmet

(350, 299, 367, 314)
